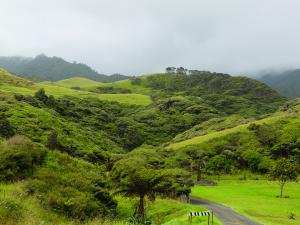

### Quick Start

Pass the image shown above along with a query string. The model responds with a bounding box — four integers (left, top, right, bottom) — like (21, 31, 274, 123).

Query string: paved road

(190, 197, 262, 225)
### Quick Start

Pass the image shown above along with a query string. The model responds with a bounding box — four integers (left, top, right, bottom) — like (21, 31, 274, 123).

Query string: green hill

(0, 54, 130, 82)
(49, 77, 105, 89)
(166, 99, 300, 174)
(0, 68, 296, 225)
(258, 69, 300, 99)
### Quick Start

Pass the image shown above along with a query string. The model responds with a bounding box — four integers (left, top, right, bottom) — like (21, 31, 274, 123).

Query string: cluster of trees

(0, 134, 194, 222)
(165, 67, 207, 75)
(112, 151, 193, 220)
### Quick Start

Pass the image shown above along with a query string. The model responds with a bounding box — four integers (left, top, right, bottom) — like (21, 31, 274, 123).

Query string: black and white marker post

(188, 211, 214, 225)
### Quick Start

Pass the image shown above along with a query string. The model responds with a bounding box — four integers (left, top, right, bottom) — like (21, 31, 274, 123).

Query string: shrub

(26, 151, 116, 220)
(0, 135, 46, 181)
(0, 112, 15, 138)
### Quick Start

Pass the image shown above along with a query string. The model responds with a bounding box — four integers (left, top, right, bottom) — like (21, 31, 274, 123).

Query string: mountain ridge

(258, 69, 300, 99)
(0, 54, 130, 82)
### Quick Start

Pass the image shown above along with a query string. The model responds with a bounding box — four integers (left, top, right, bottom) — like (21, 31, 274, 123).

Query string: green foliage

(46, 130, 59, 150)
(170, 105, 300, 176)
(0, 136, 46, 182)
(112, 155, 193, 220)
(0, 196, 23, 223)
(0, 112, 15, 138)
(0, 67, 296, 223)
(269, 158, 298, 197)
(207, 155, 233, 178)
(95, 86, 132, 94)
(26, 151, 116, 220)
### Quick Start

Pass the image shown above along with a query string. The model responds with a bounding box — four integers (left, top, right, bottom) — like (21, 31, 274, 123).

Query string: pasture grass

(169, 111, 287, 150)
(50, 77, 104, 89)
(102, 79, 152, 95)
(191, 180, 300, 225)
(0, 81, 151, 106)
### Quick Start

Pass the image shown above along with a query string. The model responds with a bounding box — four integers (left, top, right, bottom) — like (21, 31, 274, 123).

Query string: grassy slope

(0, 69, 151, 105)
(192, 180, 300, 225)
(0, 183, 71, 225)
(168, 109, 291, 149)
(46, 77, 104, 88)
(102, 79, 152, 95)
(47, 76, 152, 94)
(0, 182, 221, 225)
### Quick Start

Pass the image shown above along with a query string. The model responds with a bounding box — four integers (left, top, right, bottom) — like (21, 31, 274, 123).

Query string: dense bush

(111, 154, 193, 219)
(0, 112, 15, 138)
(26, 151, 116, 220)
(0, 136, 46, 181)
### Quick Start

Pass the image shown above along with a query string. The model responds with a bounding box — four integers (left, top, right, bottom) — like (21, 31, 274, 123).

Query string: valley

(0, 68, 298, 225)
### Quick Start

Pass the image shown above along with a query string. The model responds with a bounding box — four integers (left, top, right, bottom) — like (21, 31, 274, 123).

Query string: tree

(46, 130, 59, 149)
(184, 148, 207, 181)
(176, 67, 187, 74)
(0, 135, 46, 181)
(269, 158, 298, 198)
(207, 155, 231, 180)
(165, 67, 176, 73)
(34, 88, 48, 103)
(0, 112, 15, 138)
(112, 157, 193, 220)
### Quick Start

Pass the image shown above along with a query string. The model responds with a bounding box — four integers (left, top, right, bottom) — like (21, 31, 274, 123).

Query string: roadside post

(188, 211, 214, 225)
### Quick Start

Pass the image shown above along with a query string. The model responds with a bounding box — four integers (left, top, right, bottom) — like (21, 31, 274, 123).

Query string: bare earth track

(190, 197, 262, 225)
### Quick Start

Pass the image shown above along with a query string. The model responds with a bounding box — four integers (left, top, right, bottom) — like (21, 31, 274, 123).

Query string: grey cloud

(0, 0, 300, 75)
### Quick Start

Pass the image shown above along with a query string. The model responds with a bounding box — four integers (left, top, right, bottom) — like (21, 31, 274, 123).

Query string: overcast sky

(1, 0, 300, 76)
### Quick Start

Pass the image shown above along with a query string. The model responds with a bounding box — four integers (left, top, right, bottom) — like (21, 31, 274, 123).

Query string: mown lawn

(191, 180, 300, 225)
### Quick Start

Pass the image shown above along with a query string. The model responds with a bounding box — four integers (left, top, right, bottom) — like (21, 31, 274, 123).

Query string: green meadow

(47, 77, 104, 89)
(192, 180, 300, 225)
(0, 70, 151, 106)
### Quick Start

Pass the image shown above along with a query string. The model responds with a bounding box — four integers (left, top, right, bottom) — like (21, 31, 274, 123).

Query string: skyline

(1, 0, 300, 76)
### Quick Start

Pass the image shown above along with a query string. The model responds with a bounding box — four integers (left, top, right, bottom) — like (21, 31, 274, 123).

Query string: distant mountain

(258, 69, 300, 99)
(0, 54, 130, 82)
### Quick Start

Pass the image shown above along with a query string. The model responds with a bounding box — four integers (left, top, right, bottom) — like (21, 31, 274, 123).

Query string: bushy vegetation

(26, 151, 116, 220)
(0, 136, 45, 182)
(0, 68, 297, 224)
(168, 106, 300, 181)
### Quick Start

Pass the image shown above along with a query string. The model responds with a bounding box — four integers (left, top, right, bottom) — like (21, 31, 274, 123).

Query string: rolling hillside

(165, 99, 300, 176)
(0, 68, 295, 225)
(258, 69, 300, 99)
(0, 54, 130, 82)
